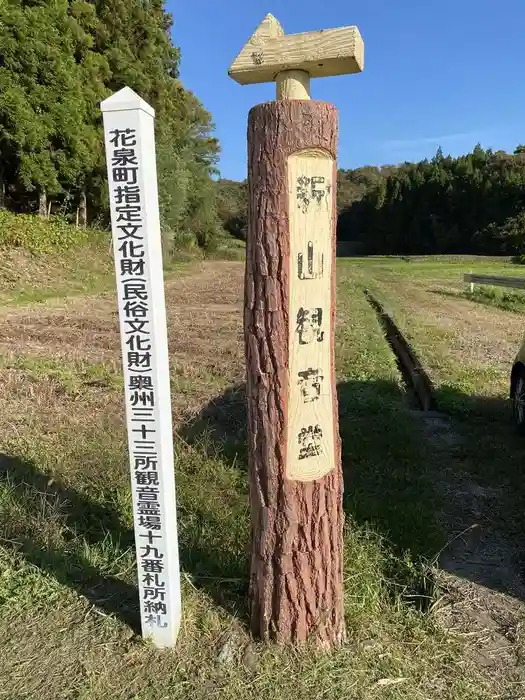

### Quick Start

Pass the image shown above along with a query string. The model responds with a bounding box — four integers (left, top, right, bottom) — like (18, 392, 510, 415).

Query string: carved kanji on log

(229, 14, 364, 648)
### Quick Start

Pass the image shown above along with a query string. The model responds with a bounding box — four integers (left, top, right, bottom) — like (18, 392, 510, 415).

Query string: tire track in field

(364, 288, 525, 687)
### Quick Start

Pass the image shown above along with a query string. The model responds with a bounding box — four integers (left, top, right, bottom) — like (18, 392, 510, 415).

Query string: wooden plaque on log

(286, 149, 336, 482)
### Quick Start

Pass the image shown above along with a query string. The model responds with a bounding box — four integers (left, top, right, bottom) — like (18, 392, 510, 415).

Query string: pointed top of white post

(101, 87, 155, 118)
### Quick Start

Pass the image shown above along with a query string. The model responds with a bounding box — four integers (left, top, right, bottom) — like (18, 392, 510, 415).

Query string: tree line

(0, 0, 221, 251)
(217, 145, 525, 258)
(339, 145, 525, 256)
(3, 3, 525, 258)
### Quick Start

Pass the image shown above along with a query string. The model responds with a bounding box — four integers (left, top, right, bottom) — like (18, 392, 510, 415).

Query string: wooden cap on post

(228, 13, 364, 100)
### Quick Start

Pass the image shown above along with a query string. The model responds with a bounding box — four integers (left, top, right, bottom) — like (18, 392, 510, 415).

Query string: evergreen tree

(0, 0, 221, 249)
(0, 0, 98, 210)
(337, 145, 525, 255)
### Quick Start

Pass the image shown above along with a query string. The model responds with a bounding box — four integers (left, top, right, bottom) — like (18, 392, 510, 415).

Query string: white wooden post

(101, 87, 181, 648)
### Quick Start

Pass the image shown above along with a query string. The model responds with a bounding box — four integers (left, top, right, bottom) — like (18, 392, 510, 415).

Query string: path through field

(350, 258, 525, 685)
(1, 256, 525, 699)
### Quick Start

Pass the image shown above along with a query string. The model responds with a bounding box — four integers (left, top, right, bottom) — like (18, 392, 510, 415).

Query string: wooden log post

(229, 15, 364, 648)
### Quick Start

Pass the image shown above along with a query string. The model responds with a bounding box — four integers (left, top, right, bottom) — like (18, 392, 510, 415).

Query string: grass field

(1, 248, 525, 698)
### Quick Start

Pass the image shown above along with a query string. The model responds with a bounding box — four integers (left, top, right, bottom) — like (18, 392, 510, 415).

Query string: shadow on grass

(0, 453, 140, 632)
(180, 377, 525, 607)
(181, 379, 440, 551)
(180, 378, 441, 561)
(182, 383, 248, 473)
(2, 375, 525, 632)
(0, 439, 250, 631)
(174, 382, 251, 619)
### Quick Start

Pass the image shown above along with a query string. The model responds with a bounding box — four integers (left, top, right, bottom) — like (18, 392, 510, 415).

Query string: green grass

(0, 378, 485, 700)
(0, 210, 92, 253)
(0, 241, 113, 305)
(348, 256, 525, 566)
(0, 355, 123, 395)
(0, 243, 198, 307)
(465, 285, 525, 313)
(336, 280, 443, 561)
(0, 212, 241, 307)
(1, 251, 519, 698)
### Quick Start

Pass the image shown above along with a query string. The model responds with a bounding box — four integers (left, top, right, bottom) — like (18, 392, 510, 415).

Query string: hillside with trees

(0, 0, 221, 251)
(339, 145, 525, 257)
(216, 145, 525, 259)
(2, 2, 525, 259)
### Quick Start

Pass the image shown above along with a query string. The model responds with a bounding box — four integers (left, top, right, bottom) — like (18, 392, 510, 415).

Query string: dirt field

(1, 253, 525, 699)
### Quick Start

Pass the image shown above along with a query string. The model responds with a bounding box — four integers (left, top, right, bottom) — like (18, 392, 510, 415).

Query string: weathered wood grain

(229, 14, 364, 86)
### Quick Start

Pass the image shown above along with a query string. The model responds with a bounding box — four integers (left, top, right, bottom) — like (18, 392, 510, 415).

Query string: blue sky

(169, 0, 525, 181)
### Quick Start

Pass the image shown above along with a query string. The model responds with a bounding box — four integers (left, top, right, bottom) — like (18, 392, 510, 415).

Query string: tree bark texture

(38, 190, 47, 217)
(0, 168, 5, 210)
(245, 100, 344, 647)
(79, 188, 87, 228)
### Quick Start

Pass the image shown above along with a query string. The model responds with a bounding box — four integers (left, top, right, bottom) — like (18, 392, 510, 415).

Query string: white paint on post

(286, 150, 336, 482)
(101, 87, 181, 648)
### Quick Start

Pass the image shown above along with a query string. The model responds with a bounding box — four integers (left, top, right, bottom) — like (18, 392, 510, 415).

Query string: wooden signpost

(229, 15, 364, 647)
(101, 88, 181, 648)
